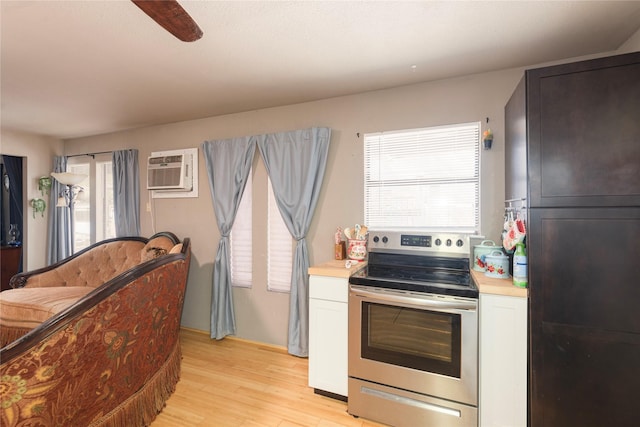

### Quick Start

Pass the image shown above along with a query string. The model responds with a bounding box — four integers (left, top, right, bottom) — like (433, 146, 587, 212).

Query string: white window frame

(67, 153, 115, 252)
(364, 122, 480, 233)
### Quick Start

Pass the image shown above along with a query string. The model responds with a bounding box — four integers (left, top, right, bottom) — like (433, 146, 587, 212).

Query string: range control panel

(368, 231, 471, 257)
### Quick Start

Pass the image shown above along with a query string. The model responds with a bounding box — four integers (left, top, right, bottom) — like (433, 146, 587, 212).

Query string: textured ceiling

(2, 1, 640, 140)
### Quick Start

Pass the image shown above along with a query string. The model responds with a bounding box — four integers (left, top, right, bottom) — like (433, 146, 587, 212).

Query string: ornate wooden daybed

(0, 232, 191, 427)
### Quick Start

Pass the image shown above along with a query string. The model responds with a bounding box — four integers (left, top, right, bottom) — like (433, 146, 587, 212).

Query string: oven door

(349, 285, 478, 406)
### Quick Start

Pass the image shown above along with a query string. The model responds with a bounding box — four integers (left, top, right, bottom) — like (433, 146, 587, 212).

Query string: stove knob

(456, 239, 464, 247)
(435, 238, 442, 246)
(446, 239, 452, 246)
(372, 236, 379, 243)
(382, 236, 388, 244)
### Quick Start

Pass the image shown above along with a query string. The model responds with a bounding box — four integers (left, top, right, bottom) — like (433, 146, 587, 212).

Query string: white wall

(1, 129, 63, 270)
(64, 67, 523, 346)
(618, 27, 640, 52)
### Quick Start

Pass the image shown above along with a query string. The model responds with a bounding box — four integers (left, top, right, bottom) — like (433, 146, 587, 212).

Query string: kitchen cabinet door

(527, 51, 640, 208)
(504, 76, 527, 203)
(308, 275, 348, 399)
(479, 293, 527, 427)
(529, 207, 640, 427)
(529, 207, 640, 332)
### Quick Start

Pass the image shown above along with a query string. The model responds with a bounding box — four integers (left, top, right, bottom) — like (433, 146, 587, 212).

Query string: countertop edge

(308, 262, 527, 297)
(472, 270, 528, 298)
(308, 260, 367, 278)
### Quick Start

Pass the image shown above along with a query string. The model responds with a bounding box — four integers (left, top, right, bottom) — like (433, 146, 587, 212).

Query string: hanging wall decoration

(38, 176, 52, 196)
(31, 198, 46, 218)
(483, 128, 494, 150)
(483, 117, 493, 150)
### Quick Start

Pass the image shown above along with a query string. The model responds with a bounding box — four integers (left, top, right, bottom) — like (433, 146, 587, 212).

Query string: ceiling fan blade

(132, 0, 203, 42)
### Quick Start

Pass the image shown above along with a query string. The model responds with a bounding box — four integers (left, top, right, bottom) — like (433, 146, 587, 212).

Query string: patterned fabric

(0, 253, 189, 427)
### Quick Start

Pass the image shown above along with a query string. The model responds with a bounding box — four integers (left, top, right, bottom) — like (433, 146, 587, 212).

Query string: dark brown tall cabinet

(505, 51, 640, 427)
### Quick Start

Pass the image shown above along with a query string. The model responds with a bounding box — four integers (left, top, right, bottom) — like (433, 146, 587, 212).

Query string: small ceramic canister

(484, 250, 510, 279)
(347, 239, 367, 261)
(473, 240, 501, 272)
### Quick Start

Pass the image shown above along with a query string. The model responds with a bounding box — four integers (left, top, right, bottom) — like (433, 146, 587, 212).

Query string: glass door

(361, 302, 462, 378)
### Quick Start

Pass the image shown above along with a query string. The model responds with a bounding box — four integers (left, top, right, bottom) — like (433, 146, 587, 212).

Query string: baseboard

(314, 388, 348, 402)
(178, 326, 289, 354)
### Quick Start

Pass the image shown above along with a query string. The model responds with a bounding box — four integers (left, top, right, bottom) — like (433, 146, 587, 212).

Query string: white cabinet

(308, 275, 349, 398)
(479, 293, 528, 427)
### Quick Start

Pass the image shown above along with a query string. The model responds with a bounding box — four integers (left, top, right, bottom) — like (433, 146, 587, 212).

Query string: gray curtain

(202, 137, 257, 339)
(46, 156, 71, 264)
(257, 127, 331, 357)
(112, 149, 141, 237)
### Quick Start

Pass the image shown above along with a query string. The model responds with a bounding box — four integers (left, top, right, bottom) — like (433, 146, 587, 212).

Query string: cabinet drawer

(309, 275, 349, 303)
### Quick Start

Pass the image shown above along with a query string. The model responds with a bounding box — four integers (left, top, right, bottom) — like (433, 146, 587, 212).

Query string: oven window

(361, 302, 461, 378)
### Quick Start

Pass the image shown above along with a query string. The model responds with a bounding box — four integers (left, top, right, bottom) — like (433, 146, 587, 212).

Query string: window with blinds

(364, 122, 480, 232)
(67, 154, 115, 253)
(230, 174, 293, 292)
(230, 175, 253, 288)
(267, 179, 293, 292)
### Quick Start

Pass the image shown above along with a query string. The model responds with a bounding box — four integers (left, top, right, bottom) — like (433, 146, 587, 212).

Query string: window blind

(364, 122, 480, 232)
(230, 176, 253, 288)
(267, 179, 293, 293)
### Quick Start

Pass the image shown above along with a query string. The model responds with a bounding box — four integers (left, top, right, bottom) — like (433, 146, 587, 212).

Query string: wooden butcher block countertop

(308, 260, 367, 278)
(309, 261, 527, 297)
(472, 269, 528, 298)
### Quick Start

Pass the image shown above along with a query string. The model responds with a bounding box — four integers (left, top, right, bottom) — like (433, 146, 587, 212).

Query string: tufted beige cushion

(0, 286, 94, 331)
(169, 243, 183, 254)
(23, 240, 146, 289)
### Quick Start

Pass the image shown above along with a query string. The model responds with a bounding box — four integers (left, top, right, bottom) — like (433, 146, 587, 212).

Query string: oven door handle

(350, 286, 476, 311)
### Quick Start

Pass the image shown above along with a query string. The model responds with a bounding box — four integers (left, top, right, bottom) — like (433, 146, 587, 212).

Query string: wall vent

(147, 148, 198, 199)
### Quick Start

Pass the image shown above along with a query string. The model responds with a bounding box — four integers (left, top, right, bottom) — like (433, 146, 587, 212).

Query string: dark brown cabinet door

(528, 207, 640, 427)
(1, 246, 22, 291)
(527, 52, 640, 208)
(505, 76, 527, 202)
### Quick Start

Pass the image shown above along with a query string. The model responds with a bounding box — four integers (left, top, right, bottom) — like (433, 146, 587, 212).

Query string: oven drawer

(349, 378, 477, 427)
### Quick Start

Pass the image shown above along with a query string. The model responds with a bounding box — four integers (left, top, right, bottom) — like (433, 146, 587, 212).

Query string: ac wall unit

(147, 152, 193, 191)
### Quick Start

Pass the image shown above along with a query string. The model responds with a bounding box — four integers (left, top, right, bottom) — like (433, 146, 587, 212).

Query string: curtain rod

(66, 150, 112, 159)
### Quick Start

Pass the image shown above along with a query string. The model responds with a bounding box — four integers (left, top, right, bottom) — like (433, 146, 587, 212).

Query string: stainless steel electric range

(348, 230, 478, 427)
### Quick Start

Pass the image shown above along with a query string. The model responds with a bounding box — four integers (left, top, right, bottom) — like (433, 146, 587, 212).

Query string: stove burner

(349, 247, 477, 299)
(366, 265, 470, 286)
(350, 268, 477, 298)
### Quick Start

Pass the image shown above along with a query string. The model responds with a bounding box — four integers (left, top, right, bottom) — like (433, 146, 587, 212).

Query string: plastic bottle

(513, 242, 528, 288)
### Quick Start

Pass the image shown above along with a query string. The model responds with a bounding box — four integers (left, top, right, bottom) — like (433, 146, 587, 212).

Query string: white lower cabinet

(308, 275, 349, 398)
(479, 293, 527, 427)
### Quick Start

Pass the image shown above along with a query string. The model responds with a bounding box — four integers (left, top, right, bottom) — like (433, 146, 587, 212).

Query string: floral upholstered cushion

(0, 286, 93, 330)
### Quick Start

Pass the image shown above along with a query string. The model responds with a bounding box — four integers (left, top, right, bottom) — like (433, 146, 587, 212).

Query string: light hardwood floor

(151, 329, 388, 427)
